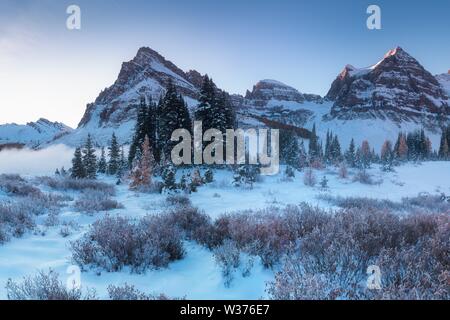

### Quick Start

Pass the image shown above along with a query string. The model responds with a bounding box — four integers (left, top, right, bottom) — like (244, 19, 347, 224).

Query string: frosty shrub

(213, 239, 241, 287)
(0, 201, 35, 243)
(0, 174, 41, 197)
(71, 214, 184, 272)
(166, 205, 220, 249)
(37, 176, 116, 195)
(213, 207, 304, 268)
(166, 194, 192, 207)
(318, 194, 450, 214)
(107, 284, 175, 300)
(353, 170, 377, 185)
(5, 269, 97, 300)
(266, 208, 450, 300)
(74, 190, 123, 214)
(317, 195, 402, 211)
(303, 168, 316, 187)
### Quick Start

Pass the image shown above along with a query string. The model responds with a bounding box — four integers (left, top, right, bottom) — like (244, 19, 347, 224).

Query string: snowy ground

(0, 162, 449, 299)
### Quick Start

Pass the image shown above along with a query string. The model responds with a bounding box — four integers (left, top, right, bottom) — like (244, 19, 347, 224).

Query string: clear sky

(1, 0, 449, 128)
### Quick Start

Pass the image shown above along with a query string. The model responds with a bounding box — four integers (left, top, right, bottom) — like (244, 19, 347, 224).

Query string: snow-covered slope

(0, 118, 73, 148)
(436, 72, 450, 96)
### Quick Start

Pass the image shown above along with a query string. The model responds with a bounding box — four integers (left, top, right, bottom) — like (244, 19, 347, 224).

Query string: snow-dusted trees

(130, 135, 155, 190)
(82, 134, 97, 179)
(359, 140, 372, 169)
(158, 79, 192, 160)
(71, 147, 85, 179)
(98, 147, 107, 174)
(162, 164, 177, 191)
(324, 130, 342, 164)
(108, 133, 121, 175)
(195, 75, 235, 133)
(406, 129, 431, 160)
(129, 96, 158, 166)
(345, 138, 356, 167)
(233, 165, 259, 188)
(308, 124, 321, 161)
(438, 126, 450, 160)
(280, 130, 300, 168)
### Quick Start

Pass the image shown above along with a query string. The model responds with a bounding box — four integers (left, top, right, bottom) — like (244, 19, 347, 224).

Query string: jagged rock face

(0, 118, 73, 148)
(436, 72, 450, 96)
(78, 47, 202, 128)
(245, 79, 321, 106)
(326, 47, 449, 123)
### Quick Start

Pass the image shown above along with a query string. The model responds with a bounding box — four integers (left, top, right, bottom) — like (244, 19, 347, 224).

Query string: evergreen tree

(308, 124, 320, 160)
(82, 134, 97, 179)
(179, 174, 188, 191)
(118, 146, 127, 177)
(128, 96, 148, 167)
(285, 166, 295, 179)
(232, 165, 259, 188)
(159, 79, 192, 160)
(71, 147, 86, 179)
(320, 176, 329, 189)
(324, 130, 332, 163)
(330, 135, 342, 162)
(280, 130, 300, 167)
(345, 138, 356, 167)
(195, 75, 216, 132)
(98, 147, 107, 174)
(162, 164, 177, 191)
(204, 168, 214, 184)
(108, 133, 121, 175)
(438, 126, 449, 160)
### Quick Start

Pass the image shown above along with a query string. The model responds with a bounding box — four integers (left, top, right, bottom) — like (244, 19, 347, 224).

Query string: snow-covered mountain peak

(326, 47, 449, 125)
(245, 79, 322, 104)
(0, 119, 73, 148)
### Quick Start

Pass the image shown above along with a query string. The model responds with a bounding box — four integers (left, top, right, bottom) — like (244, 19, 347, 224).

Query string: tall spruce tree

(158, 79, 192, 160)
(71, 147, 86, 179)
(439, 126, 450, 159)
(129, 96, 149, 166)
(280, 130, 300, 168)
(82, 134, 97, 179)
(195, 75, 216, 132)
(308, 124, 320, 160)
(108, 133, 121, 175)
(98, 147, 107, 174)
(345, 138, 356, 167)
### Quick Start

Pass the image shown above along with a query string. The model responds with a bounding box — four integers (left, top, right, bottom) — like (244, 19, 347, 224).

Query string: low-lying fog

(0, 144, 74, 176)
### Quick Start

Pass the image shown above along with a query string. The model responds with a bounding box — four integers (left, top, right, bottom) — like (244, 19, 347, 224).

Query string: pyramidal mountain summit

(1, 46, 449, 150)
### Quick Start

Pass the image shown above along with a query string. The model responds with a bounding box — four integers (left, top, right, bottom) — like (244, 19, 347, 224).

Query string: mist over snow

(0, 144, 74, 176)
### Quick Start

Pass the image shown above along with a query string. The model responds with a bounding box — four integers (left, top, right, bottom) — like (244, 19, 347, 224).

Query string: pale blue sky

(1, 0, 449, 127)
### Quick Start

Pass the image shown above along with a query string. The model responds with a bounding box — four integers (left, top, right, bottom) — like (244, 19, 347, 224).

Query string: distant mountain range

(1, 46, 449, 150)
